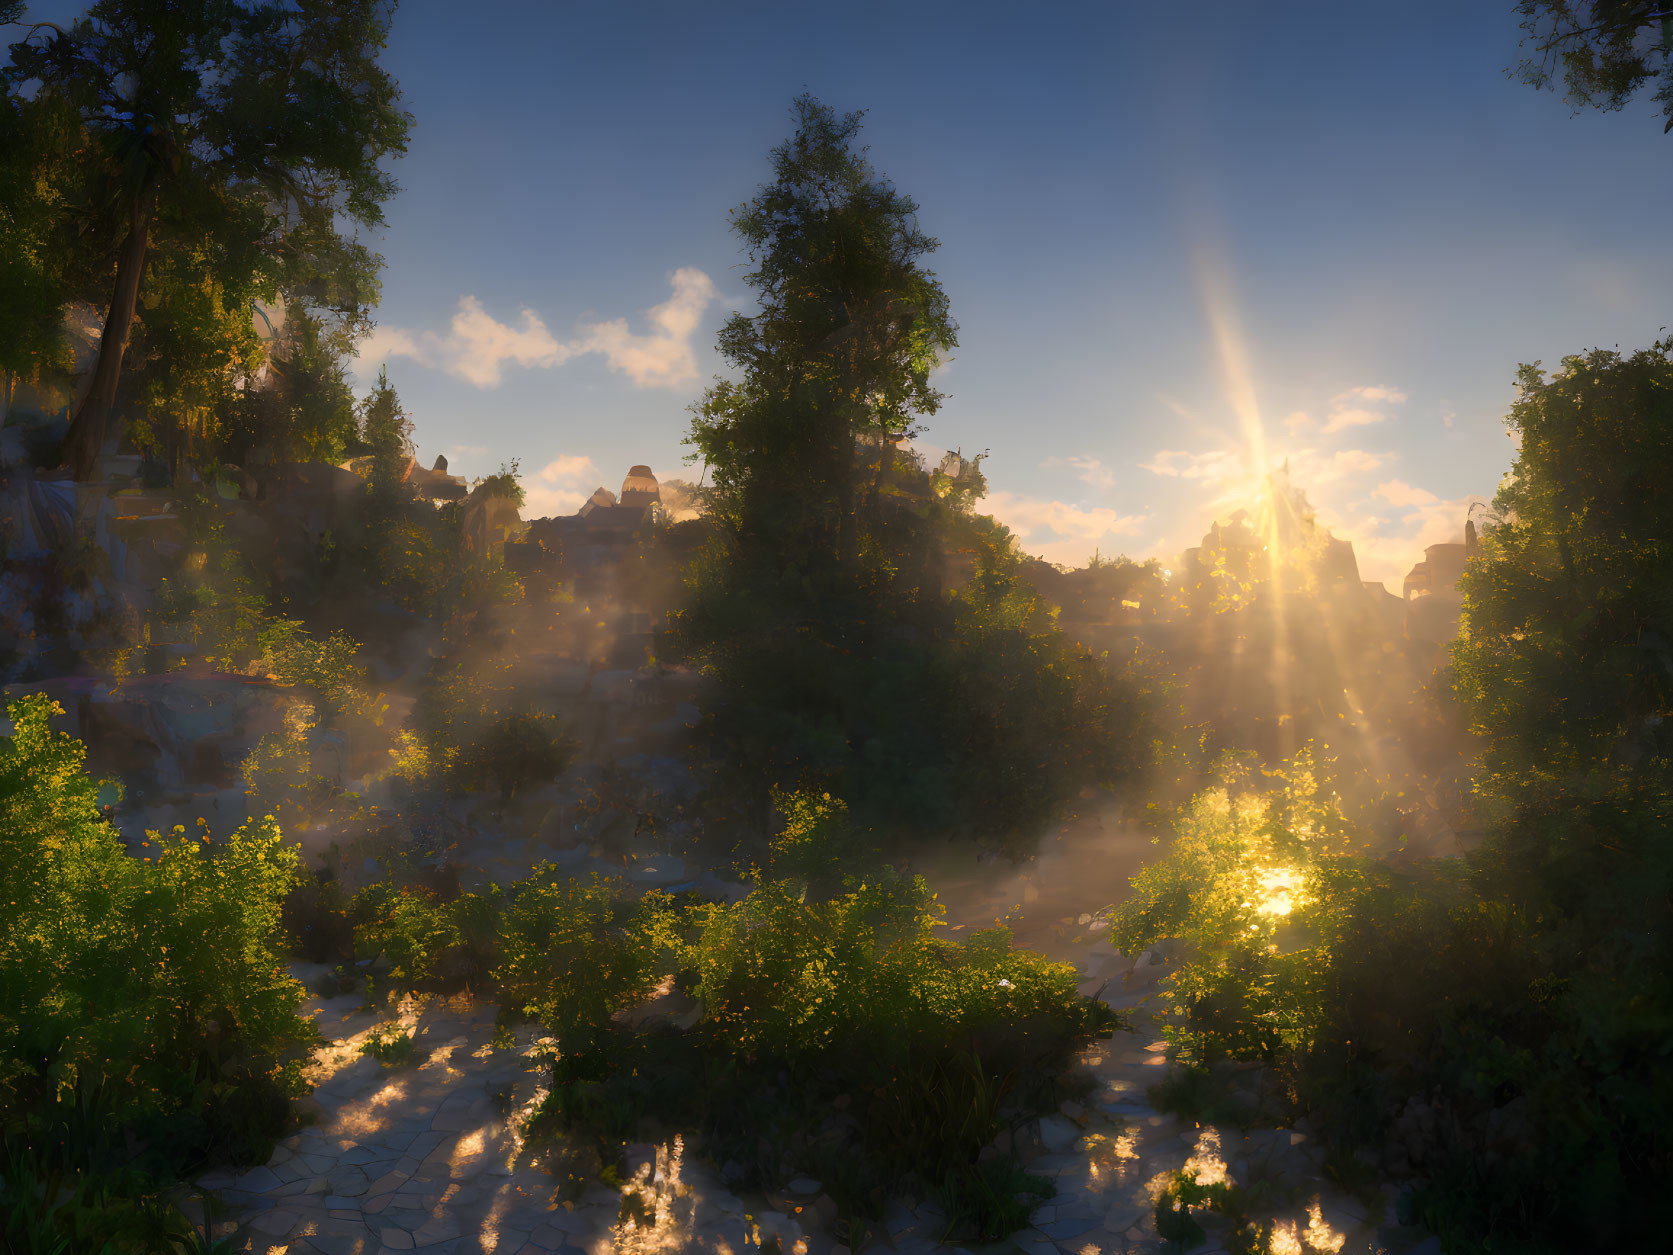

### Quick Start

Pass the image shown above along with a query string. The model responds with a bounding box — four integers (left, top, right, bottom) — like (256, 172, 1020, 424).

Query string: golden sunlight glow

(451, 1126, 487, 1166)
(1083, 1129, 1141, 1185)
(1184, 1126, 1229, 1187)
(1194, 250, 1273, 510)
(1255, 865, 1306, 919)
(1269, 1219, 1304, 1255)
(611, 1136, 696, 1254)
(302, 994, 426, 1088)
(335, 1077, 409, 1140)
(1305, 1198, 1347, 1254)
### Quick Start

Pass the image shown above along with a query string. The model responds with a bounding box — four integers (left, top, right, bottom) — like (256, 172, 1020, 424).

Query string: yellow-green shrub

(0, 694, 314, 1124)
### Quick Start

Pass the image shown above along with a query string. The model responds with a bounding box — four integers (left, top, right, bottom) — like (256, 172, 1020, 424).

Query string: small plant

(359, 1023, 417, 1068)
(310, 969, 357, 999)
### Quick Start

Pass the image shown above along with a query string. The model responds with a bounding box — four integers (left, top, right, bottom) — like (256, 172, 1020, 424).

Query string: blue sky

(339, 1, 1673, 585)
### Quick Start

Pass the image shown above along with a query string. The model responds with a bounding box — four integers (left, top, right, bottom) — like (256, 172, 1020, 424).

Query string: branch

(4, 20, 69, 38)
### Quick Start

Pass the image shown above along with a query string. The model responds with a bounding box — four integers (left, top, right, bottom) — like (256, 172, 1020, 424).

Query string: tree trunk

(61, 175, 158, 480)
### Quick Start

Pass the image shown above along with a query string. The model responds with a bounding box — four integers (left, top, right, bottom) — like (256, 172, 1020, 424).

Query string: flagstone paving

(203, 956, 1426, 1255)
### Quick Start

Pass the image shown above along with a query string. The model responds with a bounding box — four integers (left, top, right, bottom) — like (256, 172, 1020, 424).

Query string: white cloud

(1042, 455, 1117, 490)
(1140, 448, 1245, 482)
(979, 490, 1148, 566)
(1373, 478, 1438, 508)
(1319, 384, 1408, 436)
(357, 268, 718, 390)
(1286, 446, 1388, 484)
(521, 484, 590, 517)
(519, 454, 602, 519)
(575, 267, 717, 388)
(1340, 494, 1480, 589)
(1333, 385, 1407, 406)
(356, 324, 424, 366)
(536, 454, 598, 484)
(360, 296, 576, 387)
(1321, 406, 1389, 435)
(1284, 409, 1311, 435)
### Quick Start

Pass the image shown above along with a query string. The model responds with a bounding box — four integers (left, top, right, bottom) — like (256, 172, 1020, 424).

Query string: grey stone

(1043, 1215, 1101, 1239)
(1104, 1201, 1149, 1233)
(233, 1164, 283, 1192)
(305, 1229, 374, 1255)
(1038, 1114, 1080, 1152)
(249, 1209, 302, 1236)
(328, 1165, 371, 1196)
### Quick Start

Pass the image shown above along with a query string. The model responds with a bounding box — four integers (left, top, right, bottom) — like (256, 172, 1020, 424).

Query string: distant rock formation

(1401, 519, 1480, 644)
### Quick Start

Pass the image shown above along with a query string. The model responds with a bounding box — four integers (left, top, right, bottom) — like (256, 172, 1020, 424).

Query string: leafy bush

(406, 661, 573, 798)
(496, 872, 673, 1060)
(1109, 748, 1365, 1067)
(1, 694, 314, 1123)
(150, 492, 269, 668)
(358, 1023, 417, 1068)
(688, 868, 1108, 1058)
(284, 869, 360, 974)
(456, 711, 571, 800)
(256, 619, 367, 717)
(348, 881, 504, 992)
(0, 694, 316, 1250)
(500, 856, 1118, 1243)
(765, 787, 863, 895)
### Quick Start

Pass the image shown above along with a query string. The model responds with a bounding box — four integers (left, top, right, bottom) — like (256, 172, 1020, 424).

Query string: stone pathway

(203, 948, 1435, 1255)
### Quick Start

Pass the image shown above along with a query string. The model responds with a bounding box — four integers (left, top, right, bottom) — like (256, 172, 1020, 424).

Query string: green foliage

(5, 0, 411, 476)
(766, 787, 861, 895)
(407, 659, 572, 798)
(0, 694, 314, 1251)
(225, 307, 361, 469)
(496, 872, 671, 1059)
(1453, 341, 1673, 882)
(475, 460, 526, 508)
(343, 874, 504, 995)
(688, 867, 1110, 1059)
(1, 694, 314, 1124)
(1514, 1, 1673, 134)
(151, 494, 268, 667)
(358, 1023, 416, 1069)
(359, 367, 414, 510)
(503, 855, 1116, 1243)
(678, 99, 1142, 849)
(239, 720, 318, 821)
(0, 87, 78, 386)
(349, 882, 459, 988)
(943, 527, 1137, 837)
(1109, 749, 1364, 1067)
(687, 94, 956, 574)
(256, 619, 366, 718)
(334, 373, 524, 621)
(1113, 341, 1673, 1253)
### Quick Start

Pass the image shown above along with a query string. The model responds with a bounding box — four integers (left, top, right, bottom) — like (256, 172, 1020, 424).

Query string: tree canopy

(2, 0, 410, 477)
(676, 97, 1147, 848)
(1514, 0, 1673, 132)
(688, 93, 957, 577)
